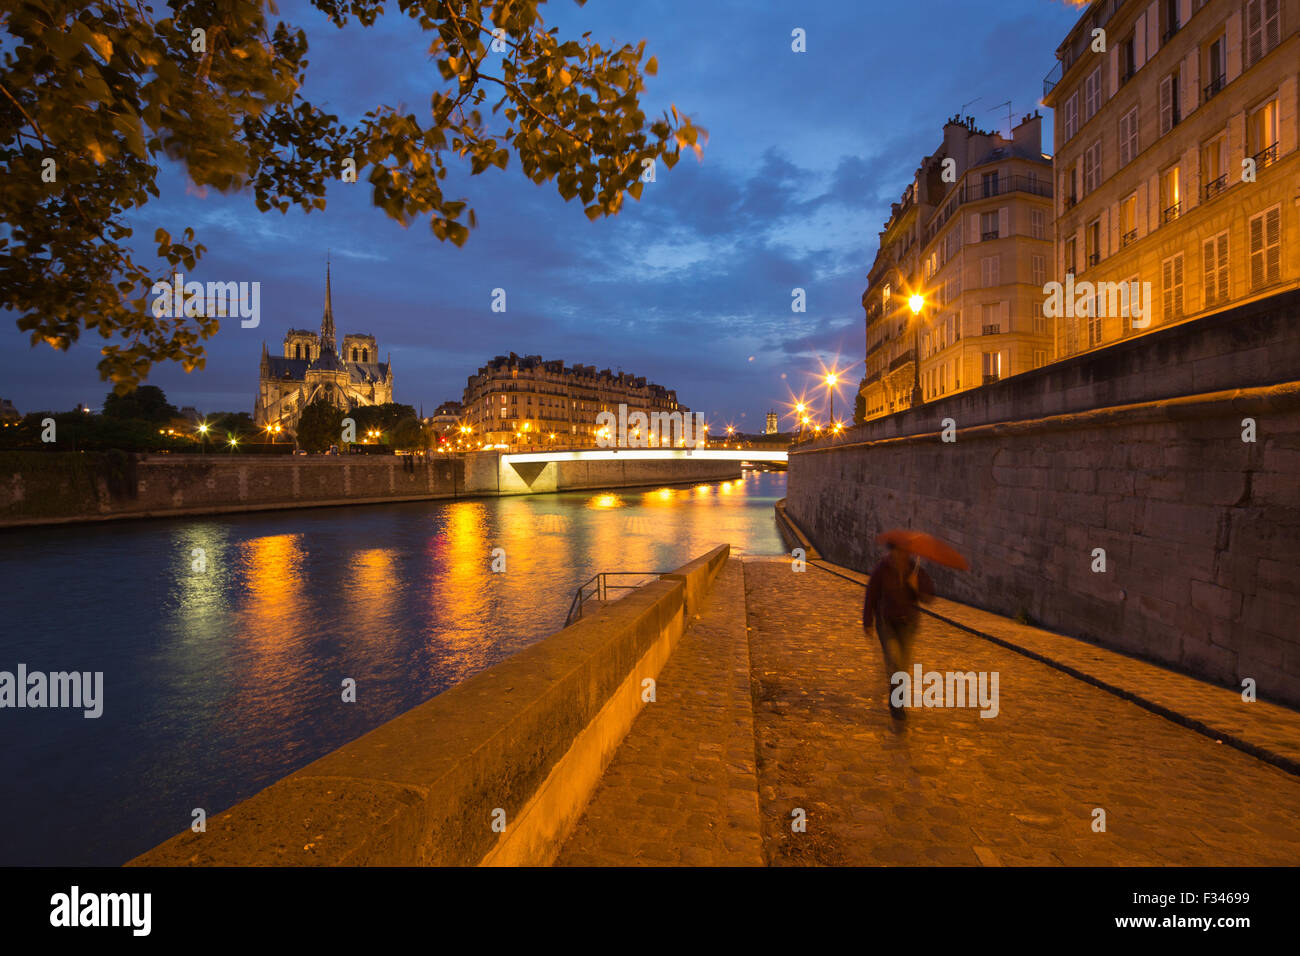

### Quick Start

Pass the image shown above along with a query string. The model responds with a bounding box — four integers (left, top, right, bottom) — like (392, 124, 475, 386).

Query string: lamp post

(908, 293, 925, 409)
(823, 372, 839, 426)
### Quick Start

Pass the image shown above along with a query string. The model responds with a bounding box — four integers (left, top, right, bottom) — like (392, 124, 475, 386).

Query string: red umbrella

(876, 529, 969, 570)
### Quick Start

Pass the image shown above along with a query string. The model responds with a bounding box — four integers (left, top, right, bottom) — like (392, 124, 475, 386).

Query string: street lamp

(823, 372, 839, 425)
(909, 292, 925, 408)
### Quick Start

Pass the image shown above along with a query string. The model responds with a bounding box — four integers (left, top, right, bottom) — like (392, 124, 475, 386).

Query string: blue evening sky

(1, 0, 1084, 429)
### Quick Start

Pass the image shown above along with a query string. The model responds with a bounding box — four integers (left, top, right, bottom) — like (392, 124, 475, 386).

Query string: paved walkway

(555, 559, 764, 866)
(555, 557, 1300, 866)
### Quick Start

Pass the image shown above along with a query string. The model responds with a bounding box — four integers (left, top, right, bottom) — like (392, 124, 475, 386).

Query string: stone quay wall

(787, 291, 1300, 707)
(0, 451, 744, 527)
(129, 544, 730, 866)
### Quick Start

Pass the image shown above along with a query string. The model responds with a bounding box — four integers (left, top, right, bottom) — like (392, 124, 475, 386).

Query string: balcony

(1088, 251, 1101, 266)
(983, 374, 1001, 385)
(1202, 73, 1225, 104)
(1122, 229, 1138, 247)
(958, 175, 1053, 204)
(1161, 23, 1180, 45)
(981, 230, 1000, 241)
(1120, 65, 1135, 86)
(889, 349, 916, 372)
(1043, 61, 1062, 99)
(1204, 174, 1227, 201)
(982, 324, 1002, 336)
(1252, 142, 1278, 171)
(1162, 201, 1182, 225)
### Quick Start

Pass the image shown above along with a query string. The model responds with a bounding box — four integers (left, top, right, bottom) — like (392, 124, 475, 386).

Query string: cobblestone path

(556, 557, 1300, 865)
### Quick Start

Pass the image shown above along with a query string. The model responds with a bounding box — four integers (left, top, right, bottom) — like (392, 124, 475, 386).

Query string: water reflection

(0, 471, 787, 865)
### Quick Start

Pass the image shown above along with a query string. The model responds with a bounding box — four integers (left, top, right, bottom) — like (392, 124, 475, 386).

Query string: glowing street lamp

(823, 371, 841, 425)
(909, 291, 926, 408)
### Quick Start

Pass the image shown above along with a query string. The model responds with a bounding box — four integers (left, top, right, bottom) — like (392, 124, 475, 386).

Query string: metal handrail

(564, 571, 669, 627)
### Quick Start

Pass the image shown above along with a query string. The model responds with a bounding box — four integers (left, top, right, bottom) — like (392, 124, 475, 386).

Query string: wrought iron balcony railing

(1203, 73, 1225, 103)
(1162, 201, 1182, 225)
(1252, 142, 1278, 171)
(1122, 229, 1138, 247)
(1204, 174, 1227, 201)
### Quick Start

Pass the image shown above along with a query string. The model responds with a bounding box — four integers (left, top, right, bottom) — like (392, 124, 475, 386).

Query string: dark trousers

(876, 613, 919, 703)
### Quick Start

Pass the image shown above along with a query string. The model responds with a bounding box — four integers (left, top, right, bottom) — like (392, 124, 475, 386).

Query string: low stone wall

(0, 450, 744, 527)
(0, 452, 465, 526)
(129, 544, 730, 867)
(788, 293, 1300, 707)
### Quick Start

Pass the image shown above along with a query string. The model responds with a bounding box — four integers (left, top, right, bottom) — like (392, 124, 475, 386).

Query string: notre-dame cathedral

(254, 263, 394, 433)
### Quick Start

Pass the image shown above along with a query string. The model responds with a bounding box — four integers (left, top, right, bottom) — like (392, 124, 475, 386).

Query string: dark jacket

(864, 555, 934, 627)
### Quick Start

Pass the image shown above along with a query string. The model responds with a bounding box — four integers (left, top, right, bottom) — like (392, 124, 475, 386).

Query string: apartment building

(860, 113, 1056, 421)
(462, 353, 686, 447)
(1043, 0, 1299, 357)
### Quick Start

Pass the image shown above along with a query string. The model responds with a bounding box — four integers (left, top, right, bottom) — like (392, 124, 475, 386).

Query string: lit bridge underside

(500, 448, 788, 465)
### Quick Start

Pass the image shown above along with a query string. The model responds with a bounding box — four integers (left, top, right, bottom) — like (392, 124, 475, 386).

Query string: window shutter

(969, 213, 979, 244)
(1264, 0, 1281, 53)
(998, 207, 1009, 238)
(1183, 51, 1198, 118)
(1119, 111, 1131, 165)
(1202, 238, 1218, 305)
(1247, 0, 1263, 66)
(1250, 213, 1265, 287)
(1159, 75, 1173, 135)
(1265, 206, 1281, 284)
(1000, 300, 1010, 331)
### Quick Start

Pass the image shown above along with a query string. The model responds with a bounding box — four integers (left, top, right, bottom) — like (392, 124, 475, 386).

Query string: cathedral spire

(320, 256, 336, 355)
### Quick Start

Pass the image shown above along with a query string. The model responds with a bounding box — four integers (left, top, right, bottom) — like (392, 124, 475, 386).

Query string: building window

(362, 348, 369, 363)
(981, 256, 1000, 288)
(980, 210, 999, 240)
(1120, 194, 1138, 246)
(1032, 254, 1046, 287)
(1162, 0, 1181, 43)
(1249, 205, 1282, 290)
(1159, 69, 1181, 135)
(1203, 231, 1230, 307)
(1063, 92, 1079, 141)
(982, 303, 1000, 335)
(1162, 252, 1185, 319)
(1120, 33, 1137, 84)
(1246, 0, 1282, 67)
(1064, 237, 1077, 276)
(1248, 98, 1280, 169)
(1033, 302, 1046, 335)
(1202, 134, 1228, 199)
(982, 351, 1002, 383)
(982, 171, 1000, 198)
(1084, 66, 1103, 121)
(1118, 106, 1139, 167)
(1203, 35, 1226, 102)
(1086, 219, 1102, 267)
(1031, 208, 1046, 240)
(1083, 140, 1102, 194)
(1033, 349, 1048, 369)
(1161, 165, 1181, 224)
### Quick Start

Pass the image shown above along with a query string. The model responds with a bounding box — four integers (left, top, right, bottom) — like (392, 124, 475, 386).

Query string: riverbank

(0, 449, 744, 528)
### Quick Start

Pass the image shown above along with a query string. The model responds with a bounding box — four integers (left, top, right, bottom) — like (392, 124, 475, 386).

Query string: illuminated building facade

(462, 353, 687, 447)
(1042, 0, 1299, 357)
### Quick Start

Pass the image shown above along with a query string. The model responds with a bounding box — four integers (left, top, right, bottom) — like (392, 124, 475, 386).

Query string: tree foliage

(1, 1, 704, 388)
(102, 384, 178, 422)
(295, 398, 343, 452)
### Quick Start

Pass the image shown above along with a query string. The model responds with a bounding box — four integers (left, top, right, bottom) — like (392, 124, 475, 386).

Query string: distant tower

(320, 259, 337, 356)
(765, 409, 778, 435)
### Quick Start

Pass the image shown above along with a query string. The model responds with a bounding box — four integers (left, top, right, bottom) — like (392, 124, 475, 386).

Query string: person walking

(863, 542, 934, 720)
